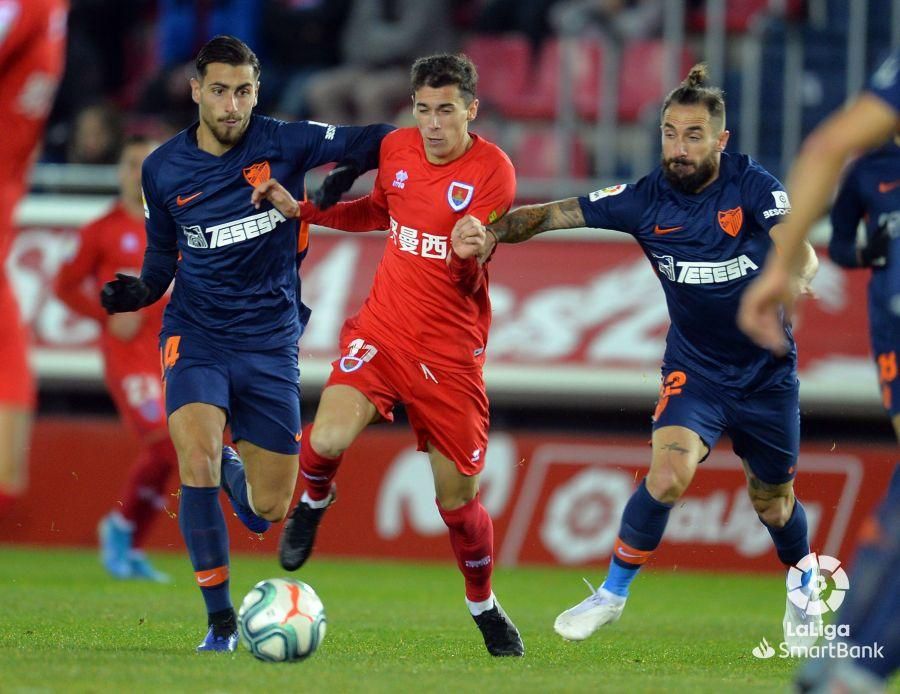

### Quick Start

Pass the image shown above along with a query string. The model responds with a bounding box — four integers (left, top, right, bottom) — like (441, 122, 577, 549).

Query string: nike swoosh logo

(197, 574, 216, 583)
(654, 225, 683, 235)
(176, 191, 203, 206)
(617, 548, 644, 559)
(879, 180, 900, 194)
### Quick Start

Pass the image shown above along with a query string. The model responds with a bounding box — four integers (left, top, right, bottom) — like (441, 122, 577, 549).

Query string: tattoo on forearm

(489, 198, 584, 243)
(661, 441, 690, 455)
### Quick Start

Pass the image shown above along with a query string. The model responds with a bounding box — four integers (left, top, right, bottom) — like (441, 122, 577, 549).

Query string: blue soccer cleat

(221, 445, 270, 534)
(98, 513, 135, 579)
(128, 550, 171, 583)
(196, 625, 239, 653)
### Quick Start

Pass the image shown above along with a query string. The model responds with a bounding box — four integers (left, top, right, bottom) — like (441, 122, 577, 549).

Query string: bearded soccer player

(0, 0, 66, 517)
(252, 53, 524, 657)
(56, 137, 177, 582)
(452, 64, 820, 648)
(100, 36, 392, 652)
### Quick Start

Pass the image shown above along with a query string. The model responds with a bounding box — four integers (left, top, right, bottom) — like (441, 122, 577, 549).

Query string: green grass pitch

(0, 546, 894, 693)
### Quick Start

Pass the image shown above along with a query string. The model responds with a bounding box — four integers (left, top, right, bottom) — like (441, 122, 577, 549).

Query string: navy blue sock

(762, 498, 809, 566)
(603, 479, 673, 597)
(221, 449, 251, 511)
(178, 485, 232, 617)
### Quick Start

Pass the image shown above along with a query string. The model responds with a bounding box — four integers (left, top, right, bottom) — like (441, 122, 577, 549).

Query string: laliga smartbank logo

(752, 553, 884, 661)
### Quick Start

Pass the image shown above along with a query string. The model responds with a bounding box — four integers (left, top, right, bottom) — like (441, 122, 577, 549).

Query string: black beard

(661, 154, 718, 194)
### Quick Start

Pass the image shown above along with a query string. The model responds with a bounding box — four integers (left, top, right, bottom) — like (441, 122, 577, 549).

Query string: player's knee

(177, 444, 220, 486)
(308, 422, 352, 459)
(253, 495, 290, 523)
(435, 487, 477, 512)
(752, 495, 792, 527)
(646, 466, 690, 504)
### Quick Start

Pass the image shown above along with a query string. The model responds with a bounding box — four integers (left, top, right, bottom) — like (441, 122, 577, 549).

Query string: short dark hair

(195, 35, 260, 80)
(410, 53, 478, 104)
(661, 63, 726, 129)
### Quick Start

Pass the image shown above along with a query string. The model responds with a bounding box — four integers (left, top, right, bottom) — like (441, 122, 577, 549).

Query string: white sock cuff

(466, 592, 496, 616)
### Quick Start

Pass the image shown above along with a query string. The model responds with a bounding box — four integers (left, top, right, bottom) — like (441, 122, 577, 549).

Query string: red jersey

(0, 0, 66, 257)
(55, 203, 167, 373)
(304, 128, 516, 371)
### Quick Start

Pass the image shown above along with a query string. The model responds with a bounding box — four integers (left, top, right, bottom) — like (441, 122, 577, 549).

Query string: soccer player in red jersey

(55, 137, 177, 582)
(0, 0, 67, 516)
(253, 53, 524, 656)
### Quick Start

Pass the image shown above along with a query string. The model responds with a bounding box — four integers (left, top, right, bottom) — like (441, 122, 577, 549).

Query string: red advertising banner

(2, 418, 893, 574)
(6, 224, 880, 410)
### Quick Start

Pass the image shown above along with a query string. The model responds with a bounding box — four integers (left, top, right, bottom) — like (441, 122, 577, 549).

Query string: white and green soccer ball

(238, 578, 327, 662)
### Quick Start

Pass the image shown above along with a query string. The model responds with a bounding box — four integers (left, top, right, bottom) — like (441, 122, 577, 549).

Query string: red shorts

(0, 277, 34, 408)
(105, 360, 168, 442)
(326, 323, 489, 475)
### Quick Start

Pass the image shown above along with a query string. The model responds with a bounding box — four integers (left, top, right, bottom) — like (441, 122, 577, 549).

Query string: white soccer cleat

(553, 580, 627, 641)
(783, 564, 824, 651)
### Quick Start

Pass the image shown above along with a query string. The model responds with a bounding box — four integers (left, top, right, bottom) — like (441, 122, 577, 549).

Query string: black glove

(860, 220, 891, 267)
(312, 162, 360, 209)
(100, 273, 151, 314)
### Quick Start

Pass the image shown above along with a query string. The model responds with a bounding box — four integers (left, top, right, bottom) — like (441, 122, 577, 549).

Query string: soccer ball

(237, 578, 327, 662)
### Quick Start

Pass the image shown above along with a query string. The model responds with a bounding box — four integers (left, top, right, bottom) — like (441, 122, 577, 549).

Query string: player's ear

(190, 77, 201, 106)
(467, 98, 479, 122)
(717, 129, 730, 152)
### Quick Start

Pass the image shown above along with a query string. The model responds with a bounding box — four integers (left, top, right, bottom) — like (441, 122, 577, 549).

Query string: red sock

(300, 425, 342, 501)
(0, 489, 16, 518)
(122, 438, 178, 547)
(437, 495, 494, 602)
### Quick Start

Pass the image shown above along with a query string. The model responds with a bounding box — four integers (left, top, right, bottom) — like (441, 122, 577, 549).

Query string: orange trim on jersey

(613, 537, 654, 566)
(194, 565, 229, 587)
(297, 188, 309, 254)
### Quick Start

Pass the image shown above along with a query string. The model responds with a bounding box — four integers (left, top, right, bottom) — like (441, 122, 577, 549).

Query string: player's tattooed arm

(488, 198, 585, 244)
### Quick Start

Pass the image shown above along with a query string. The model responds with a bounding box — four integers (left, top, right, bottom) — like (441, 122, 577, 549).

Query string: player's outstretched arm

(477, 198, 585, 258)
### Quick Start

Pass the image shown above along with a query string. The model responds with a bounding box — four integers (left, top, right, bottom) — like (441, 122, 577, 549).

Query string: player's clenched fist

(451, 214, 493, 261)
(252, 178, 300, 218)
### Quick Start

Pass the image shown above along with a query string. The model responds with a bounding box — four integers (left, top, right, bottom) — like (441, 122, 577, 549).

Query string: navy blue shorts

(870, 328, 900, 417)
(161, 333, 301, 455)
(652, 368, 800, 484)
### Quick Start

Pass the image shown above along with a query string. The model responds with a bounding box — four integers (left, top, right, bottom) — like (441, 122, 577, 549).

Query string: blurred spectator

(304, 0, 456, 125)
(66, 102, 124, 165)
(157, 0, 260, 70)
(260, 0, 353, 119)
(474, 0, 561, 54)
(550, 0, 663, 39)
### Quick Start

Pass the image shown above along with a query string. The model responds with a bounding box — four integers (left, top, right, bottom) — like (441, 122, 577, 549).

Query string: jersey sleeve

(577, 183, 642, 234)
(828, 164, 864, 268)
(743, 168, 791, 234)
(139, 161, 179, 303)
(299, 177, 390, 231)
(868, 50, 900, 113)
(278, 121, 395, 175)
(54, 221, 107, 322)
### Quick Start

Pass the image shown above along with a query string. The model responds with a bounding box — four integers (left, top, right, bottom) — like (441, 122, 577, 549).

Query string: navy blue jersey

(829, 141, 900, 348)
(140, 115, 392, 349)
(579, 152, 796, 391)
(869, 49, 900, 113)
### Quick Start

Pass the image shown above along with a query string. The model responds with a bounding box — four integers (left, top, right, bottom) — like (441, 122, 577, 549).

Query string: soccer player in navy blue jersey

(829, 135, 900, 442)
(100, 35, 392, 652)
(451, 64, 821, 646)
(729, 49, 900, 694)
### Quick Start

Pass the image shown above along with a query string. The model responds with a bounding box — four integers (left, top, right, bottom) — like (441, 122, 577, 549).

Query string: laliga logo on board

(787, 552, 849, 615)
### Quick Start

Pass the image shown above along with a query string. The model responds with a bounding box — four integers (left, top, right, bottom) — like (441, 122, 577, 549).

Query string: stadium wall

(1, 417, 893, 573)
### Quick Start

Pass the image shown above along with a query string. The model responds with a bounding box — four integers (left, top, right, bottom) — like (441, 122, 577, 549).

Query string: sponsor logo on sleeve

(588, 184, 626, 201)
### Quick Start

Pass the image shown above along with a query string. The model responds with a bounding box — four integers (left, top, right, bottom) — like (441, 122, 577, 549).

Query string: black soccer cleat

(278, 485, 336, 571)
(473, 599, 525, 657)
